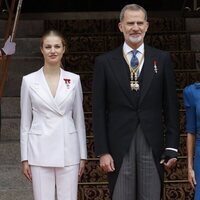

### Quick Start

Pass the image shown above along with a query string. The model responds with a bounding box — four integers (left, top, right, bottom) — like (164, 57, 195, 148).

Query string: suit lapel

(109, 47, 135, 106)
(139, 45, 155, 105)
(109, 45, 156, 107)
(54, 69, 75, 110)
(30, 68, 62, 115)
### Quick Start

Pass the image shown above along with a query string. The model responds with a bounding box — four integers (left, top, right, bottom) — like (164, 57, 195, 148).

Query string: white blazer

(20, 67, 87, 167)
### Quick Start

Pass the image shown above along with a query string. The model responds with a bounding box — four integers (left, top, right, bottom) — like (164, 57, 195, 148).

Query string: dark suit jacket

(92, 44, 179, 192)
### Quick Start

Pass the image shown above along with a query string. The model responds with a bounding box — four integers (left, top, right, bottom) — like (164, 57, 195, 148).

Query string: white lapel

(30, 68, 62, 115)
(54, 69, 75, 111)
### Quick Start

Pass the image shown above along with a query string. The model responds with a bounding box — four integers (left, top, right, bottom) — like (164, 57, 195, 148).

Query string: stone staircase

(0, 12, 200, 200)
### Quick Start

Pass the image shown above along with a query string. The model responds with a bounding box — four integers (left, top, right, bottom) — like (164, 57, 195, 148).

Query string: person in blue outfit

(183, 82, 200, 200)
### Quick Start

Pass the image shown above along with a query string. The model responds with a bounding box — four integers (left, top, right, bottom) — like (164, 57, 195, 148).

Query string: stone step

(191, 34, 200, 51)
(1, 97, 20, 118)
(0, 189, 33, 200)
(8, 57, 43, 70)
(15, 20, 44, 38)
(1, 118, 20, 141)
(0, 38, 40, 56)
(2, 59, 42, 96)
(0, 20, 44, 38)
(0, 142, 20, 165)
(0, 164, 32, 190)
(1, 58, 41, 96)
(185, 18, 200, 32)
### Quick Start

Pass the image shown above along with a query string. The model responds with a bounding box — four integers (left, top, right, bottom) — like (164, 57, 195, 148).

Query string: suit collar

(109, 45, 157, 106)
(109, 46, 135, 106)
(123, 42, 144, 55)
(30, 68, 75, 115)
(54, 68, 75, 107)
(139, 45, 155, 104)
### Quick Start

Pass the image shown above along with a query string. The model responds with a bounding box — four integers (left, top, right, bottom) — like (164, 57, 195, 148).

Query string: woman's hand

(78, 159, 86, 181)
(188, 168, 196, 189)
(22, 161, 32, 182)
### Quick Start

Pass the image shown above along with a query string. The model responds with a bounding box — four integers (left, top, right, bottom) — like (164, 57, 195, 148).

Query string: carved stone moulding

(163, 182, 194, 200)
(44, 17, 185, 34)
(164, 157, 187, 181)
(77, 182, 193, 200)
(59, 33, 190, 53)
(81, 160, 107, 183)
(175, 70, 200, 90)
(78, 185, 110, 200)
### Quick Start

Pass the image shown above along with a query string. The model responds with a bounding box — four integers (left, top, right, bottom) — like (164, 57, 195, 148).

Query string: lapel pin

(64, 78, 71, 89)
(154, 60, 158, 74)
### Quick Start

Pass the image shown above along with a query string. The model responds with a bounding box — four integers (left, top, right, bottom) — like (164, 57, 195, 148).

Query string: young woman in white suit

(20, 30, 87, 200)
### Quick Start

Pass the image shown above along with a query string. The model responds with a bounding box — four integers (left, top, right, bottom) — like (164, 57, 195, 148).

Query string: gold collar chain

(123, 51, 144, 74)
(123, 51, 145, 91)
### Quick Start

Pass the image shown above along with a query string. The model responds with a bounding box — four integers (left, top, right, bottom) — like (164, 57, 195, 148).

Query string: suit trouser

(31, 164, 79, 200)
(112, 126, 161, 200)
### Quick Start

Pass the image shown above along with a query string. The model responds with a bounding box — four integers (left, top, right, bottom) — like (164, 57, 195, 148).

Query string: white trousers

(31, 165, 79, 200)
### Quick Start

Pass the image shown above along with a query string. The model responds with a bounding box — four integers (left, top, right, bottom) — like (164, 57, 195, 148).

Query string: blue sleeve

(183, 86, 196, 134)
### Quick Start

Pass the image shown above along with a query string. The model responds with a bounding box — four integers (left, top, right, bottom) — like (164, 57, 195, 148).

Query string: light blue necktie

(130, 50, 139, 69)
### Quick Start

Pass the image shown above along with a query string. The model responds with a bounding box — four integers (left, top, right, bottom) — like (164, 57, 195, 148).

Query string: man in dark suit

(92, 3, 179, 200)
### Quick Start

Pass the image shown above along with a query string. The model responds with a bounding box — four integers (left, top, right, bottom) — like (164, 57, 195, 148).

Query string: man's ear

(145, 21, 149, 32)
(118, 22, 123, 32)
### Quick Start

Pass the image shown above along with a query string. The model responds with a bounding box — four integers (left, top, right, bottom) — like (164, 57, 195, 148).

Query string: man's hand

(160, 149, 178, 169)
(160, 157, 177, 168)
(100, 154, 115, 173)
